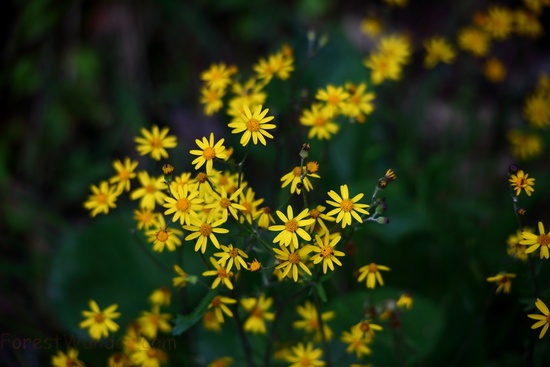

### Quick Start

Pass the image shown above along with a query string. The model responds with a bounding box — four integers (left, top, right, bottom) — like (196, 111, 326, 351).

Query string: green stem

(232, 290, 256, 367)
(238, 142, 251, 189)
(312, 289, 332, 367)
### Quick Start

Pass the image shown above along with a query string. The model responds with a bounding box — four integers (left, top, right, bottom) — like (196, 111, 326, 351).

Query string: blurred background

(2, 0, 550, 366)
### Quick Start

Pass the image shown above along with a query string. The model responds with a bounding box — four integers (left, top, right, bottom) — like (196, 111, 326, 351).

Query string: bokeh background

(2, 0, 550, 366)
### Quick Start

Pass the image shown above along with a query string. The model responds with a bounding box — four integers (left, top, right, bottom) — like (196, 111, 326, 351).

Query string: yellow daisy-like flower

(239, 187, 264, 225)
(280, 166, 319, 194)
(229, 78, 267, 108)
(130, 171, 167, 210)
(305, 205, 335, 233)
(172, 264, 188, 288)
(253, 47, 295, 82)
(214, 243, 248, 272)
(133, 208, 159, 231)
(208, 357, 233, 367)
(84, 181, 119, 217)
(355, 320, 383, 338)
(273, 244, 312, 282)
(108, 352, 129, 367)
(341, 82, 376, 120)
(200, 62, 237, 91)
(357, 262, 390, 288)
(51, 348, 85, 367)
(203, 257, 234, 290)
(299, 103, 339, 140)
(189, 133, 228, 174)
(148, 286, 171, 307)
(269, 205, 315, 250)
(184, 216, 229, 254)
(486, 272, 516, 294)
(309, 232, 344, 274)
(457, 26, 490, 57)
(483, 6, 513, 40)
(507, 129, 543, 161)
(146, 215, 183, 252)
(163, 184, 203, 225)
(284, 342, 325, 367)
(524, 93, 550, 128)
(506, 228, 530, 261)
(340, 326, 372, 359)
(134, 125, 177, 161)
(109, 157, 138, 193)
(204, 187, 246, 221)
(326, 184, 370, 228)
(378, 35, 411, 65)
(228, 104, 276, 146)
(484, 58, 506, 83)
(508, 170, 535, 196)
(79, 300, 120, 340)
(520, 222, 550, 259)
(528, 298, 550, 339)
(396, 294, 414, 309)
(364, 52, 402, 85)
(130, 337, 167, 367)
(202, 311, 222, 331)
(383, 0, 408, 6)
(513, 10, 542, 38)
(254, 206, 275, 228)
(315, 85, 350, 115)
(200, 86, 225, 116)
(209, 295, 237, 323)
(293, 301, 335, 341)
(423, 37, 456, 68)
(360, 16, 383, 36)
(137, 306, 172, 339)
(241, 294, 275, 334)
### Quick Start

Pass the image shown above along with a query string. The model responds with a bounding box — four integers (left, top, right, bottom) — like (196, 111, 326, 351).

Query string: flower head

(214, 244, 248, 272)
(183, 216, 229, 254)
(269, 206, 315, 250)
(109, 157, 138, 193)
(163, 183, 203, 225)
(326, 185, 370, 228)
(146, 215, 183, 252)
(273, 244, 312, 282)
(200, 62, 237, 91)
(241, 294, 275, 334)
(209, 296, 237, 323)
(84, 181, 119, 217)
(79, 300, 120, 340)
(486, 272, 516, 294)
(172, 264, 189, 288)
(284, 342, 325, 367)
(340, 325, 372, 359)
(137, 306, 172, 339)
(357, 262, 390, 288)
(310, 232, 345, 274)
(299, 103, 339, 140)
(506, 228, 530, 261)
(293, 301, 335, 341)
(509, 170, 535, 196)
(507, 130, 543, 160)
(520, 222, 550, 259)
(457, 26, 490, 57)
(130, 171, 167, 210)
(228, 105, 276, 146)
(423, 37, 456, 68)
(189, 133, 228, 173)
(51, 349, 85, 367)
(134, 125, 177, 161)
(528, 298, 550, 338)
(203, 257, 234, 289)
(524, 93, 550, 128)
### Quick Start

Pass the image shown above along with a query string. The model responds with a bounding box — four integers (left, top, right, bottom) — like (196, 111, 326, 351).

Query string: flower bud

(300, 143, 311, 159)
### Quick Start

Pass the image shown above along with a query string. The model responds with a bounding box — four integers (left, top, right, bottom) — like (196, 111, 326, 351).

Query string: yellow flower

(396, 294, 414, 309)
(340, 326, 372, 358)
(378, 35, 411, 65)
(315, 85, 350, 115)
(79, 300, 120, 340)
(357, 262, 390, 288)
(51, 349, 85, 367)
(130, 171, 167, 210)
(293, 301, 335, 341)
(108, 352, 129, 367)
(513, 10, 542, 38)
(305, 205, 335, 233)
(355, 320, 383, 338)
(148, 286, 171, 307)
(506, 228, 530, 261)
(202, 257, 234, 289)
(280, 166, 319, 194)
(84, 181, 119, 217)
(202, 310, 222, 331)
(483, 6, 513, 40)
(200, 62, 236, 91)
(208, 296, 237, 323)
(508, 170, 535, 196)
(360, 16, 383, 36)
(200, 86, 225, 116)
(524, 93, 550, 127)
(284, 342, 325, 367)
(309, 232, 344, 274)
(326, 184, 370, 228)
(184, 216, 229, 253)
(172, 264, 188, 288)
(238, 187, 264, 224)
(163, 184, 203, 225)
(383, 0, 408, 6)
(269, 205, 315, 250)
(146, 215, 183, 252)
(214, 244, 248, 272)
(520, 222, 550, 259)
(204, 187, 246, 221)
(248, 258, 262, 272)
(423, 37, 456, 68)
(527, 298, 550, 338)
(486, 272, 516, 293)
(299, 103, 339, 140)
(484, 58, 506, 83)
(254, 206, 275, 228)
(341, 82, 376, 120)
(208, 357, 233, 367)
(134, 125, 177, 161)
(253, 49, 294, 82)
(364, 52, 402, 85)
(273, 244, 312, 282)
(241, 294, 275, 334)
(130, 337, 167, 367)
(457, 26, 490, 57)
(109, 157, 138, 193)
(137, 306, 172, 339)
(228, 104, 276, 146)
(189, 133, 228, 174)
(133, 209, 159, 231)
(507, 129, 543, 160)
(229, 78, 267, 108)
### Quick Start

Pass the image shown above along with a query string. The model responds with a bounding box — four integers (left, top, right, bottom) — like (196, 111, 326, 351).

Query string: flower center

(156, 230, 169, 242)
(320, 245, 333, 258)
(145, 184, 156, 194)
(288, 252, 300, 264)
(285, 219, 298, 232)
(176, 198, 190, 211)
(242, 202, 252, 213)
(306, 161, 319, 173)
(119, 170, 130, 180)
(147, 348, 158, 358)
(96, 193, 107, 204)
(299, 356, 312, 366)
(292, 166, 302, 177)
(217, 267, 228, 278)
(314, 116, 326, 126)
(327, 94, 340, 106)
(211, 297, 221, 307)
(220, 198, 231, 209)
(368, 263, 378, 272)
(229, 248, 239, 258)
(310, 209, 320, 218)
(196, 172, 207, 183)
(246, 119, 260, 132)
(151, 137, 162, 148)
(94, 313, 105, 323)
(200, 223, 212, 236)
(539, 234, 550, 246)
(340, 199, 354, 212)
(251, 307, 263, 318)
(203, 147, 216, 160)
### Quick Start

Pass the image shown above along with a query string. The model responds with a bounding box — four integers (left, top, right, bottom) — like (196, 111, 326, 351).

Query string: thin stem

(238, 142, 251, 189)
(231, 291, 256, 367)
(312, 289, 332, 367)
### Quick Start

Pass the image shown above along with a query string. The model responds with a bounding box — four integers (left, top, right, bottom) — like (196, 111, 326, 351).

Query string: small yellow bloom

(326, 184, 370, 228)
(134, 125, 177, 161)
(486, 272, 516, 293)
(457, 26, 490, 57)
(172, 264, 188, 288)
(79, 300, 120, 340)
(241, 294, 275, 334)
(315, 85, 350, 115)
(228, 104, 276, 146)
(423, 37, 456, 68)
(137, 306, 172, 339)
(524, 93, 550, 128)
(214, 244, 248, 272)
(254, 206, 275, 228)
(130, 171, 167, 210)
(360, 16, 383, 36)
(148, 286, 171, 307)
(355, 320, 383, 338)
(309, 232, 345, 274)
(84, 181, 119, 217)
(163, 184, 203, 225)
(51, 349, 85, 367)
(203, 257, 234, 290)
(340, 325, 372, 359)
(299, 103, 339, 140)
(357, 262, 390, 288)
(200, 86, 225, 116)
(507, 130, 543, 161)
(396, 294, 413, 309)
(200, 62, 236, 91)
(189, 133, 228, 174)
(293, 301, 335, 341)
(273, 245, 312, 282)
(130, 337, 167, 367)
(269, 205, 315, 250)
(208, 296, 237, 323)
(527, 298, 550, 338)
(508, 170, 535, 196)
(520, 222, 550, 259)
(247, 258, 262, 272)
(482, 6, 513, 40)
(284, 342, 325, 367)
(484, 58, 506, 83)
(109, 157, 138, 193)
(146, 215, 183, 252)
(183, 215, 229, 254)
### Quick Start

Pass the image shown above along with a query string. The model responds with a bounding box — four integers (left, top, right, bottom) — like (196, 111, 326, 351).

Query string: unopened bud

(376, 217, 390, 224)
(300, 143, 311, 159)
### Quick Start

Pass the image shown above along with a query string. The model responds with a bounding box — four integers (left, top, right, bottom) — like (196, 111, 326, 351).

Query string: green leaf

(172, 289, 218, 335)
(314, 283, 327, 303)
